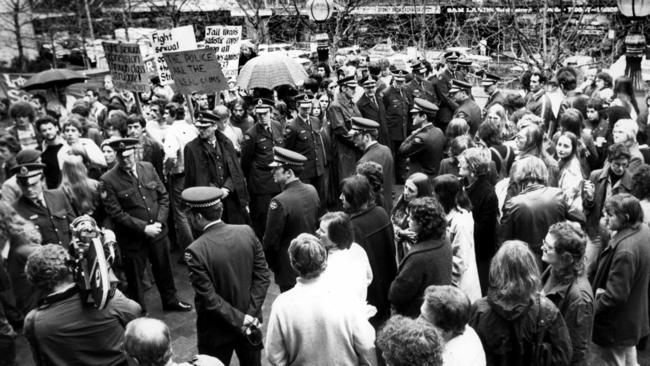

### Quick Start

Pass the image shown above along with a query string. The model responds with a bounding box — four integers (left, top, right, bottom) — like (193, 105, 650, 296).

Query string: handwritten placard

(204, 25, 242, 80)
(150, 25, 197, 85)
(102, 42, 149, 92)
(163, 49, 228, 95)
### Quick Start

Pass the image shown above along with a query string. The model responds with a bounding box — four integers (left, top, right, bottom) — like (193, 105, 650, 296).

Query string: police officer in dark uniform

(450, 79, 482, 136)
(480, 71, 505, 115)
(241, 99, 284, 240)
(184, 111, 250, 226)
(13, 163, 75, 247)
(283, 94, 326, 200)
(404, 61, 438, 109)
(381, 69, 411, 183)
(398, 98, 446, 179)
(263, 147, 320, 292)
(328, 75, 361, 183)
(356, 76, 390, 147)
(455, 59, 473, 83)
(435, 51, 461, 129)
(183, 186, 270, 366)
(100, 138, 191, 313)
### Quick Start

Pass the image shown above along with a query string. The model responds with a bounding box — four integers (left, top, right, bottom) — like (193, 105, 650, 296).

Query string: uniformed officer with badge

(381, 68, 411, 183)
(241, 98, 284, 240)
(479, 71, 505, 115)
(183, 186, 270, 366)
(404, 61, 438, 110)
(450, 79, 482, 136)
(283, 94, 326, 200)
(13, 162, 75, 247)
(100, 138, 191, 313)
(263, 147, 320, 292)
(398, 98, 446, 178)
(328, 75, 362, 184)
(435, 51, 462, 129)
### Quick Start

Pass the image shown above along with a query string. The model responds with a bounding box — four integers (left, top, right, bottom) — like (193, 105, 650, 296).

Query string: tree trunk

(12, 0, 26, 71)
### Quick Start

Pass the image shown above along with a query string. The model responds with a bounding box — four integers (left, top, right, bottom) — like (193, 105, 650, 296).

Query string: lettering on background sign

(163, 48, 228, 95)
(204, 25, 242, 80)
(102, 41, 149, 92)
(149, 25, 197, 86)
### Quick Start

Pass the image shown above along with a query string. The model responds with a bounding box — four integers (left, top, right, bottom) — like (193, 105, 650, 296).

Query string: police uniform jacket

(398, 124, 446, 176)
(404, 78, 438, 108)
(241, 121, 284, 195)
(454, 98, 483, 136)
(184, 131, 249, 207)
(263, 180, 320, 288)
(100, 161, 169, 251)
(328, 92, 361, 179)
(186, 222, 271, 349)
(381, 86, 411, 142)
(483, 90, 506, 114)
(284, 115, 325, 180)
(356, 93, 390, 146)
(435, 68, 459, 125)
(14, 188, 75, 248)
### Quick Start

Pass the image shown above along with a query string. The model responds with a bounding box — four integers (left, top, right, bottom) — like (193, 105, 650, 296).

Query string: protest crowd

(2, 30, 650, 366)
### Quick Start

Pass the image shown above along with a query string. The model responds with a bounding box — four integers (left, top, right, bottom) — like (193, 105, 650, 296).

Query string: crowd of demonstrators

(1, 48, 650, 366)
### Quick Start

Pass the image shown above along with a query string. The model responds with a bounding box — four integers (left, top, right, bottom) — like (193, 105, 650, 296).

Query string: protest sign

(204, 25, 242, 80)
(163, 49, 228, 95)
(150, 25, 197, 85)
(102, 42, 149, 92)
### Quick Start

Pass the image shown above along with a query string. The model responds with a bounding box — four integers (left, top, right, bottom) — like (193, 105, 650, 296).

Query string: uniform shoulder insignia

(414, 137, 423, 144)
(284, 128, 292, 135)
(244, 134, 251, 140)
(269, 200, 279, 210)
(184, 251, 193, 263)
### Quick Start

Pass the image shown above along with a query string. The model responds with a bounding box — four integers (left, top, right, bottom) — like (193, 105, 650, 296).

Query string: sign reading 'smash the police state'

(204, 25, 242, 80)
(102, 41, 149, 92)
(150, 25, 197, 85)
(163, 49, 228, 95)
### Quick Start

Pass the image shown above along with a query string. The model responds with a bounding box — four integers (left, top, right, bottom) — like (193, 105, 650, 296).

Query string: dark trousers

(304, 175, 325, 213)
(391, 140, 406, 184)
(249, 193, 276, 240)
(122, 238, 178, 312)
(200, 339, 261, 366)
(222, 193, 251, 226)
(168, 174, 194, 251)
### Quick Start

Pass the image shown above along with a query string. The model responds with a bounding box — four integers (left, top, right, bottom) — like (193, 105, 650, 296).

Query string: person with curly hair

(389, 196, 452, 317)
(23, 244, 141, 365)
(377, 315, 443, 366)
(391, 172, 432, 262)
(355, 161, 386, 209)
(632, 164, 650, 223)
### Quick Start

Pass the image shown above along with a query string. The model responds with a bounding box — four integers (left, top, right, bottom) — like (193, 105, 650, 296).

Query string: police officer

(284, 94, 326, 200)
(13, 162, 75, 247)
(241, 99, 284, 240)
(100, 138, 191, 313)
(404, 61, 438, 108)
(480, 71, 505, 115)
(356, 76, 390, 146)
(381, 68, 411, 183)
(183, 186, 270, 366)
(263, 147, 320, 292)
(398, 98, 446, 179)
(450, 79, 482, 136)
(328, 75, 361, 182)
(435, 51, 461, 129)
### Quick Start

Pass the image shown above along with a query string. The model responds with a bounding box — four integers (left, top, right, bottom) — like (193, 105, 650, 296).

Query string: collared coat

(14, 188, 75, 248)
(398, 124, 446, 177)
(350, 205, 397, 326)
(434, 67, 458, 126)
(100, 161, 169, 251)
(241, 121, 284, 195)
(328, 92, 362, 179)
(583, 165, 633, 240)
(381, 85, 411, 142)
(359, 142, 395, 214)
(591, 224, 650, 347)
(356, 93, 390, 146)
(284, 115, 326, 180)
(389, 237, 452, 318)
(483, 90, 506, 115)
(264, 180, 320, 288)
(185, 222, 270, 350)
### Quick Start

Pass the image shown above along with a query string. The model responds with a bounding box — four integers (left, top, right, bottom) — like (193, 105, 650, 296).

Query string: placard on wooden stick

(163, 49, 228, 95)
(102, 42, 149, 93)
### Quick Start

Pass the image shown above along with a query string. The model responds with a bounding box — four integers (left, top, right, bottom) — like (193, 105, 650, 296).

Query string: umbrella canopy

(22, 68, 89, 91)
(237, 52, 309, 90)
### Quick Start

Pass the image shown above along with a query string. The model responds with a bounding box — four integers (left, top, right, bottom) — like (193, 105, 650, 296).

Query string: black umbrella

(22, 68, 88, 91)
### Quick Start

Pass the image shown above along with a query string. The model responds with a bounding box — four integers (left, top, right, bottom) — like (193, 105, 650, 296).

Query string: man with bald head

(124, 317, 224, 366)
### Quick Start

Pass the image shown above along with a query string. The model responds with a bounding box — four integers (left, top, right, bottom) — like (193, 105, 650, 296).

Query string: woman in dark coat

(541, 221, 594, 366)
(591, 193, 650, 365)
(470, 240, 573, 366)
(388, 196, 452, 318)
(459, 147, 498, 293)
(341, 175, 396, 327)
(390, 172, 432, 262)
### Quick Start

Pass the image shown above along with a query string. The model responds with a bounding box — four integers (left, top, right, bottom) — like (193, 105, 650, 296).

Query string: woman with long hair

(612, 118, 644, 175)
(433, 174, 481, 302)
(541, 221, 594, 366)
(514, 123, 559, 187)
(611, 76, 639, 121)
(469, 240, 572, 365)
(391, 172, 431, 262)
(60, 154, 103, 223)
(556, 131, 586, 216)
(477, 120, 515, 180)
(591, 71, 614, 102)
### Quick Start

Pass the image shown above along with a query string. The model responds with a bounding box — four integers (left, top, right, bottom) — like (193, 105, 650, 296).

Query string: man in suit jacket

(435, 51, 461, 129)
(525, 71, 555, 130)
(100, 138, 191, 313)
(350, 117, 394, 213)
(264, 147, 320, 292)
(356, 76, 390, 146)
(126, 115, 164, 179)
(184, 112, 250, 225)
(183, 186, 270, 366)
(241, 99, 284, 240)
(284, 94, 326, 201)
(381, 69, 411, 183)
(480, 72, 506, 115)
(13, 162, 75, 247)
(399, 98, 446, 178)
(450, 79, 482, 136)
